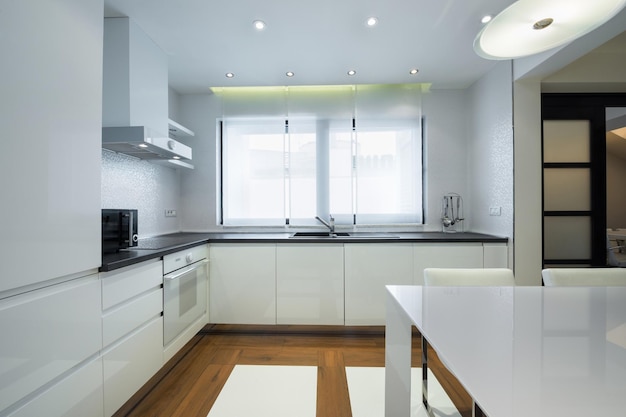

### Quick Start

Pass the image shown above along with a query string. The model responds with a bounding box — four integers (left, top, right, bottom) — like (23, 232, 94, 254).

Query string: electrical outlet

(489, 206, 501, 216)
(165, 209, 177, 217)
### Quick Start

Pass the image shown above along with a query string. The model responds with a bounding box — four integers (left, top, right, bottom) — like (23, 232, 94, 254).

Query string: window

(218, 85, 423, 227)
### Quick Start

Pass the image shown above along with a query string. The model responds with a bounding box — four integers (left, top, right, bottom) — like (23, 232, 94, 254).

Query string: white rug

(346, 367, 461, 417)
(207, 365, 317, 417)
(207, 365, 459, 417)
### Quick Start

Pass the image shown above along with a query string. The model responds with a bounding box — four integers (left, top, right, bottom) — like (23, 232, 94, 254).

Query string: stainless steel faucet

(315, 215, 335, 233)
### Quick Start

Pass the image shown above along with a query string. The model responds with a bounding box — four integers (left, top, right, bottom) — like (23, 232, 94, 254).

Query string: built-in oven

(163, 245, 208, 346)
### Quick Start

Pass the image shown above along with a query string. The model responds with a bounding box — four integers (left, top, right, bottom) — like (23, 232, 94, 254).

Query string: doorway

(541, 93, 626, 268)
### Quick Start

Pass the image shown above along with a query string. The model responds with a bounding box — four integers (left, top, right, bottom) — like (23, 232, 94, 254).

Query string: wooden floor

(114, 325, 473, 417)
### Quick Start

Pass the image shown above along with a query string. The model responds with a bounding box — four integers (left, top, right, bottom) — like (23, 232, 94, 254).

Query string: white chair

(423, 268, 515, 286)
(542, 268, 626, 286)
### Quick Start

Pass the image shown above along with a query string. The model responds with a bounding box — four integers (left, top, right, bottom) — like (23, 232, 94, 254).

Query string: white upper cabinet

(0, 0, 102, 294)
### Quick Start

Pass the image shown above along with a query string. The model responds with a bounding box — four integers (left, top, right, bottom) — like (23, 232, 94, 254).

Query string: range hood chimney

(102, 17, 192, 168)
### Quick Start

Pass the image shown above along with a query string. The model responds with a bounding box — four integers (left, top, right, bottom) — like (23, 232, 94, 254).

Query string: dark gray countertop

(100, 231, 508, 272)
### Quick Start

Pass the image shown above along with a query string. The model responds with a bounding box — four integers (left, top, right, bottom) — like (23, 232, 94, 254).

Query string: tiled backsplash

(101, 150, 181, 237)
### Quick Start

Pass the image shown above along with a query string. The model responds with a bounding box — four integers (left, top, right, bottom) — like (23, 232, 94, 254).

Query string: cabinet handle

(164, 259, 208, 281)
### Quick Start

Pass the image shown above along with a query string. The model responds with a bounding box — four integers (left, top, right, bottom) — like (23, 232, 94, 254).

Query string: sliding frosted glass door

(543, 120, 593, 266)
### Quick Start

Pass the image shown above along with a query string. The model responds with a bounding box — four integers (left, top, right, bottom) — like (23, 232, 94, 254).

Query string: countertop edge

(100, 232, 508, 272)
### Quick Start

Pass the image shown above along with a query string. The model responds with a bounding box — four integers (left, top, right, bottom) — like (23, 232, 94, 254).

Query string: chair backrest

(423, 268, 515, 286)
(542, 268, 626, 286)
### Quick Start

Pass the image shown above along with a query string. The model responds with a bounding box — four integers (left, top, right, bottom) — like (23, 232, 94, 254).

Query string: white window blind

(218, 84, 423, 226)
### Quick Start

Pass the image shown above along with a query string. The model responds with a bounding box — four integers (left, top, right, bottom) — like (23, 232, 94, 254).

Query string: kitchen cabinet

(0, 0, 102, 294)
(210, 244, 276, 324)
(413, 243, 484, 285)
(102, 317, 163, 417)
(276, 244, 344, 325)
(344, 243, 414, 325)
(6, 359, 103, 417)
(483, 243, 509, 268)
(0, 275, 102, 413)
(100, 259, 164, 417)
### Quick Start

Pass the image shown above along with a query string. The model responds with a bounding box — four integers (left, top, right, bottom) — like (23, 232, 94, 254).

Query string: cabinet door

(277, 244, 344, 325)
(483, 243, 509, 268)
(344, 243, 413, 325)
(413, 243, 484, 285)
(209, 244, 276, 324)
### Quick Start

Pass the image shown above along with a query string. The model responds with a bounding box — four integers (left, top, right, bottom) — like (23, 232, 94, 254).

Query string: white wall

(421, 89, 470, 231)
(467, 62, 514, 242)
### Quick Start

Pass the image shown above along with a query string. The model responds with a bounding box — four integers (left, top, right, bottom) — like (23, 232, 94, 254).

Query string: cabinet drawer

(7, 359, 103, 417)
(101, 260, 162, 310)
(0, 275, 101, 412)
(103, 316, 163, 417)
(102, 288, 163, 347)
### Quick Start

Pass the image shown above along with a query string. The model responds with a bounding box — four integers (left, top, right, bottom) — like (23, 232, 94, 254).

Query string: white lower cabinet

(100, 259, 164, 417)
(0, 274, 102, 414)
(102, 317, 163, 417)
(7, 358, 103, 417)
(210, 244, 276, 324)
(483, 243, 509, 268)
(344, 243, 414, 325)
(276, 244, 344, 325)
(413, 243, 484, 285)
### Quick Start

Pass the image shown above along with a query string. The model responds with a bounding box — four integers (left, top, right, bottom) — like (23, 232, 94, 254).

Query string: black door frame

(541, 93, 626, 267)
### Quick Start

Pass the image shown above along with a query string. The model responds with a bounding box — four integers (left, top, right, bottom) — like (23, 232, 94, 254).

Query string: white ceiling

(103, 0, 518, 94)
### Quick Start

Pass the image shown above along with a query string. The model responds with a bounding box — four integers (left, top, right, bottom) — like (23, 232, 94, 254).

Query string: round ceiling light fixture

(409, 68, 419, 75)
(473, 0, 626, 60)
(225, 72, 235, 78)
(253, 20, 266, 30)
(366, 17, 378, 26)
(347, 70, 356, 76)
(286, 71, 294, 77)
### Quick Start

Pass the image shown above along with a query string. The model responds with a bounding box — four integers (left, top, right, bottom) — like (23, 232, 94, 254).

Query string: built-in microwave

(102, 209, 138, 254)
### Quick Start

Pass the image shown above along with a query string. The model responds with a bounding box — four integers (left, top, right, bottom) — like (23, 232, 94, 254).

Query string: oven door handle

(164, 259, 209, 281)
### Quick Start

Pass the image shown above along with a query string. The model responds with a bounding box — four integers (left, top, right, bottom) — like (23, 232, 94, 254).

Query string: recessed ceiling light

(138, 143, 148, 148)
(286, 71, 294, 77)
(253, 20, 266, 30)
(347, 70, 356, 76)
(172, 156, 180, 160)
(474, 0, 626, 60)
(366, 17, 378, 26)
(409, 68, 419, 75)
(225, 72, 234, 78)
(481, 15, 492, 24)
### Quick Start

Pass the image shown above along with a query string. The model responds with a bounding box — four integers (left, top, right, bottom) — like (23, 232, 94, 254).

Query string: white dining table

(385, 285, 626, 417)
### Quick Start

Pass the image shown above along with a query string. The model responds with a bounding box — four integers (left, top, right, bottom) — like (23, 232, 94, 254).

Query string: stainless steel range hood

(102, 126, 192, 164)
(103, 18, 194, 169)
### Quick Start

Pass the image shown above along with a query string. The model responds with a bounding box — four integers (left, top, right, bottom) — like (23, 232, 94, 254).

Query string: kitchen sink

(290, 231, 351, 238)
(289, 231, 400, 239)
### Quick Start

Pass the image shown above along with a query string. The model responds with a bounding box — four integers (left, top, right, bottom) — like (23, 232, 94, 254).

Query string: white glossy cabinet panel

(0, 275, 101, 412)
(276, 244, 344, 325)
(483, 243, 509, 268)
(210, 244, 276, 324)
(344, 243, 414, 325)
(413, 243, 484, 285)
(103, 288, 162, 347)
(7, 358, 103, 417)
(103, 317, 163, 417)
(101, 260, 163, 310)
(0, 0, 102, 293)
